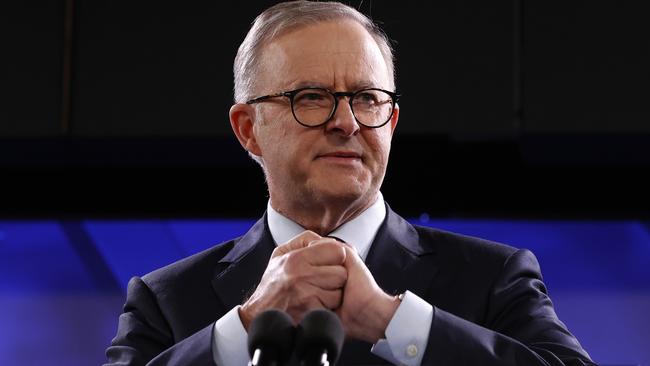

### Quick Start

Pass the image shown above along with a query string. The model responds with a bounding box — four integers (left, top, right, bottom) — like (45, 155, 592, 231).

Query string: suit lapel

(365, 205, 439, 298)
(211, 215, 276, 311)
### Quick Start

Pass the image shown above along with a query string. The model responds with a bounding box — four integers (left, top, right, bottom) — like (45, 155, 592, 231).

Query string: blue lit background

(1, 219, 648, 365)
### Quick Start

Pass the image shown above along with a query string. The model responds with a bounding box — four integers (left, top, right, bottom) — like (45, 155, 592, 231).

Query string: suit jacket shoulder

(142, 237, 236, 298)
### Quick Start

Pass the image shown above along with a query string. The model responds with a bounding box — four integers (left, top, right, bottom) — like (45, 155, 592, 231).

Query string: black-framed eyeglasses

(246, 87, 400, 128)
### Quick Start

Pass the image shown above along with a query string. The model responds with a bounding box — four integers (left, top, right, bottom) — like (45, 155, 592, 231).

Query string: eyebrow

(290, 80, 378, 91)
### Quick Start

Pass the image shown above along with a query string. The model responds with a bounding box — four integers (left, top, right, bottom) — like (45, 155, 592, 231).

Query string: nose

(324, 97, 360, 137)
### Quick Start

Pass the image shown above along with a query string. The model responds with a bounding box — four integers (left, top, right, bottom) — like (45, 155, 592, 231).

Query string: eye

(301, 93, 326, 101)
(354, 91, 381, 105)
(294, 89, 332, 107)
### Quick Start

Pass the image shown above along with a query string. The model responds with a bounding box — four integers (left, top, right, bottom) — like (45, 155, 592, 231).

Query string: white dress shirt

(212, 193, 433, 365)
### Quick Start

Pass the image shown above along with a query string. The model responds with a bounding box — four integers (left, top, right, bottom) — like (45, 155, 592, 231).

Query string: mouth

(316, 151, 363, 162)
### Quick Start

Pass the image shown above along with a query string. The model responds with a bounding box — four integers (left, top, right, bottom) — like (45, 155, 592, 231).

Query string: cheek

(259, 124, 313, 172)
(256, 116, 289, 155)
(364, 131, 392, 166)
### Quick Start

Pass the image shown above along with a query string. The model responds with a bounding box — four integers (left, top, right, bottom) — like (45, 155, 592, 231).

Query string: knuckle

(299, 230, 321, 244)
(336, 245, 347, 262)
(302, 230, 320, 239)
(285, 272, 310, 290)
(284, 252, 304, 271)
(270, 246, 285, 258)
(284, 264, 307, 282)
(323, 243, 346, 263)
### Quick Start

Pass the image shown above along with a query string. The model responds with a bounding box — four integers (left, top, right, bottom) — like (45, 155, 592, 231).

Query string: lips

(317, 151, 362, 159)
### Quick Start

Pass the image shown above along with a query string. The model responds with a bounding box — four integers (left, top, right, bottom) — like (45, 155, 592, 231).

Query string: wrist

(238, 304, 254, 331)
(363, 291, 401, 343)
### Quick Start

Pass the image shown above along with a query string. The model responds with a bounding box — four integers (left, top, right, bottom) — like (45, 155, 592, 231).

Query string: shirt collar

(266, 193, 386, 261)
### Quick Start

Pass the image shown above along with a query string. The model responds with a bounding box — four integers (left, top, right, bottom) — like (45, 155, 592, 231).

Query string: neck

(270, 192, 378, 235)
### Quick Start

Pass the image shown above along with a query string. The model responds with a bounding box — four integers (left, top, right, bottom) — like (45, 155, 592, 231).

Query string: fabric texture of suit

(105, 204, 595, 365)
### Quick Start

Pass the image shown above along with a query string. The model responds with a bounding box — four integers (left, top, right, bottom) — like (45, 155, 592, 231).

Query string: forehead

(257, 20, 391, 91)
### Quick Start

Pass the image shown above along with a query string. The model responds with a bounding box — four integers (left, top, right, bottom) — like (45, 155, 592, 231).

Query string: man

(105, 1, 595, 365)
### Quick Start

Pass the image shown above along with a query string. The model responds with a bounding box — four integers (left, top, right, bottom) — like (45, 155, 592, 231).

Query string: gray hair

(233, 0, 396, 103)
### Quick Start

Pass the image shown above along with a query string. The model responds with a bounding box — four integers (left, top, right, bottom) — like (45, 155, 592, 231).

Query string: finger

(287, 288, 331, 322)
(342, 242, 359, 254)
(302, 240, 347, 266)
(330, 240, 360, 260)
(342, 245, 363, 267)
(316, 288, 344, 310)
(272, 230, 322, 257)
(307, 237, 342, 247)
(305, 265, 347, 290)
(293, 286, 343, 310)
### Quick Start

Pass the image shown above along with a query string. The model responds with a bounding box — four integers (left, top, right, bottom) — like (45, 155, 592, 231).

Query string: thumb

(272, 230, 322, 257)
(342, 245, 363, 267)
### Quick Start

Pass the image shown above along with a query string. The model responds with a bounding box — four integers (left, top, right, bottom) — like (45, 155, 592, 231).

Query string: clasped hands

(239, 231, 399, 343)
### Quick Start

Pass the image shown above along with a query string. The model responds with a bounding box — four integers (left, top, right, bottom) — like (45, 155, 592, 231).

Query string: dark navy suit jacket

(105, 205, 595, 365)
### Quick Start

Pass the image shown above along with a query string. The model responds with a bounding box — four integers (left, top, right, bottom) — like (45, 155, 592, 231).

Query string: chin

(312, 183, 370, 205)
(306, 170, 374, 202)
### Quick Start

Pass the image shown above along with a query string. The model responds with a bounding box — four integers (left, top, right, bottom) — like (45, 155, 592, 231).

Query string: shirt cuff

(371, 291, 433, 366)
(212, 305, 250, 366)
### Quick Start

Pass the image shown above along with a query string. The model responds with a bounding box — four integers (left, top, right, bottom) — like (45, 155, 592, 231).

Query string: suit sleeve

(104, 277, 216, 366)
(421, 249, 596, 366)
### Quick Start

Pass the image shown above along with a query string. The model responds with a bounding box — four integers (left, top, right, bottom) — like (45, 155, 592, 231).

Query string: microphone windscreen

(247, 309, 295, 363)
(295, 309, 345, 364)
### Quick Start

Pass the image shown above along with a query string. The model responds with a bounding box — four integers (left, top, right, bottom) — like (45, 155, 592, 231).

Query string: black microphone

(247, 309, 295, 366)
(295, 309, 345, 366)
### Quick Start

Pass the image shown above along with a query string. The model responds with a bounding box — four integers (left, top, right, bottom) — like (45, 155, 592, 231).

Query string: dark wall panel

(360, 1, 516, 136)
(524, 2, 650, 132)
(3, 1, 650, 218)
(0, 1, 63, 136)
(70, 1, 515, 137)
(71, 1, 282, 136)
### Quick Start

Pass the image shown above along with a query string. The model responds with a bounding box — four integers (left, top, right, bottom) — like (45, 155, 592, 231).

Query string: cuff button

(406, 344, 418, 357)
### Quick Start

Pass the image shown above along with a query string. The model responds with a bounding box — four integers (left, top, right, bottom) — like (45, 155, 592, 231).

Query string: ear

(389, 103, 399, 136)
(229, 103, 263, 157)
